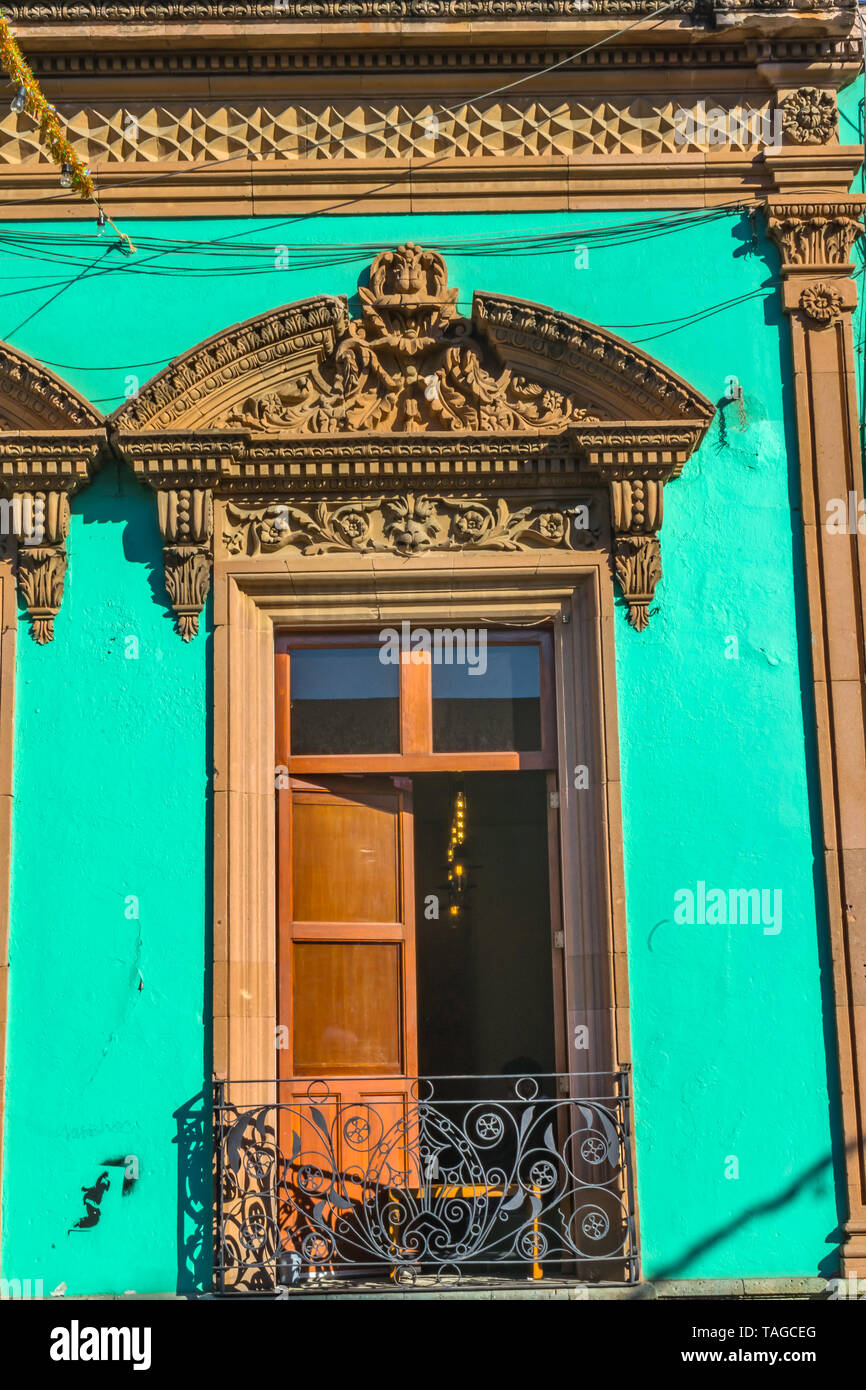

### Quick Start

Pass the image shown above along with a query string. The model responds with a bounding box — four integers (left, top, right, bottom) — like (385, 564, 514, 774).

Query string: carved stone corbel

(14, 490, 70, 645)
(156, 489, 213, 641)
(609, 478, 665, 632)
(574, 427, 701, 631)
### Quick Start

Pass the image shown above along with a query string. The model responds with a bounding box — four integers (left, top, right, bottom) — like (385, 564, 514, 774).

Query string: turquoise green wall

(840, 80, 866, 457)
(3, 463, 211, 1295)
(0, 205, 842, 1290)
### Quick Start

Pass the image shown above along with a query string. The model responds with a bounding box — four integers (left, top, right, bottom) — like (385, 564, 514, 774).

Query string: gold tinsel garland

(0, 15, 134, 251)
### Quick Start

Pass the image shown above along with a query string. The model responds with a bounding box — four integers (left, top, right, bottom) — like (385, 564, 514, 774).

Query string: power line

(3, 246, 114, 341)
(0, 201, 753, 280)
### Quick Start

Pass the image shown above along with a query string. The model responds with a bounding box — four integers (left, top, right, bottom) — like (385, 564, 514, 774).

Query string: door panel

(277, 775, 418, 1276)
(280, 776, 417, 1085)
(292, 941, 404, 1074)
(290, 793, 400, 924)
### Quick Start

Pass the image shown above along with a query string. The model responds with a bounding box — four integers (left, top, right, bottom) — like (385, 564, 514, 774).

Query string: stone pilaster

(765, 187, 866, 1275)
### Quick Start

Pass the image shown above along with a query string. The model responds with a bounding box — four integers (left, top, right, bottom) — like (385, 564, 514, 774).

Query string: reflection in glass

(289, 648, 400, 754)
(432, 644, 541, 752)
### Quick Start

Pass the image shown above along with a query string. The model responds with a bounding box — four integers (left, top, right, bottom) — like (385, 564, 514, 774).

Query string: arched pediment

(105, 245, 715, 640)
(0, 342, 102, 432)
(108, 243, 712, 439)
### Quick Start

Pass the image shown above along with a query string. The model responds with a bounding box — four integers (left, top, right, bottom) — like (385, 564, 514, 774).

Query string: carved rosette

(156, 489, 213, 640)
(14, 491, 70, 644)
(799, 282, 844, 325)
(780, 89, 837, 146)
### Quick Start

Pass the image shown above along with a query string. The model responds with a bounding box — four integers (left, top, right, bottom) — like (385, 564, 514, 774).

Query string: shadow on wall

(78, 456, 177, 632)
(174, 1091, 213, 1296)
(646, 1147, 843, 1284)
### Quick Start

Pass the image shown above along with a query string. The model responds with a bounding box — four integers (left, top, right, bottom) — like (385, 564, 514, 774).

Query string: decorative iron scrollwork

(215, 1073, 638, 1292)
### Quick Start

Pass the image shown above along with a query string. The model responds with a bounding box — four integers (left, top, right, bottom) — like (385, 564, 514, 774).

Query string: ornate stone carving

(114, 297, 347, 433)
(475, 294, 715, 423)
(0, 1, 706, 22)
(608, 478, 665, 630)
(3, 97, 790, 169)
(0, 343, 102, 432)
(14, 491, 70, 644)
(799, 281, 844, 324)
(111, 246, 714, 631)
(224, 246, 596, 436)
(156, 489, 214, 641)
(765, 200, 866, 267)
(4, 0, 855, 24)
(111, 251, 712, 446)
(613, 537, 662, 633)
(0, 344, 105, 641)
(222, 493, 598, 559)
(781, 88, 837, 145)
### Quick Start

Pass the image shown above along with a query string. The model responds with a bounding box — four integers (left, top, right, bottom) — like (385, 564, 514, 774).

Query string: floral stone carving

(156, 488, 213, 640)
(222, 493, 598, 558)
(223, 243, 597, 435)
(14, 491, 71, 644)
(781, 89, 837, 146)
(799, 282, 844, 325)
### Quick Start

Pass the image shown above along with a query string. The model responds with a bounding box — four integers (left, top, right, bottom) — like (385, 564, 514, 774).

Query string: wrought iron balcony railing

(215, 1071, 638, 1293)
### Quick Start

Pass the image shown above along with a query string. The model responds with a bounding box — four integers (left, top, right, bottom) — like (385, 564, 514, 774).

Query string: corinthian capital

(765, 198, 866, 270)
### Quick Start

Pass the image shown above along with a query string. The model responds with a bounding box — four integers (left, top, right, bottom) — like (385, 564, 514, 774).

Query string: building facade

(0, 0, 864, 1297)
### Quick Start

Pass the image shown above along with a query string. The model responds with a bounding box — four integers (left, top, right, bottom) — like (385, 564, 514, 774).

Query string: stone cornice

(21, 36, 861, 75)
(3, 0, 855, 26)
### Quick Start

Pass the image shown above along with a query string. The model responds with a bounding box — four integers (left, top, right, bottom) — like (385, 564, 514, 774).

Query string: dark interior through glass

(413, 771, 556, 1084)
(289, 647, 400, 754)
(431, 644, 542, 752)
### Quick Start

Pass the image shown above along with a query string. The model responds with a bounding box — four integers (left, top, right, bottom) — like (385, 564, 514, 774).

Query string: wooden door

(277, 775, 419, 1276)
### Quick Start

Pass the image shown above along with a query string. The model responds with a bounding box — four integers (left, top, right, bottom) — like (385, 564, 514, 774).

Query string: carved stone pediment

(110, 244, 710, 442)
(109, 243, 714, 632)
(223, 245, 598, 436)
